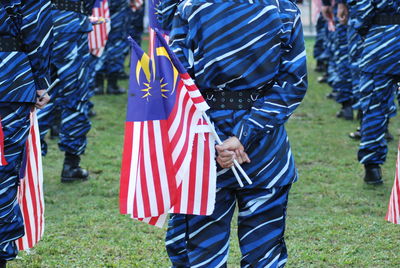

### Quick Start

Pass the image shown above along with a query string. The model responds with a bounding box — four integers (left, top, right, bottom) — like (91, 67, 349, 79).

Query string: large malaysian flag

(119, 31, 216, 227)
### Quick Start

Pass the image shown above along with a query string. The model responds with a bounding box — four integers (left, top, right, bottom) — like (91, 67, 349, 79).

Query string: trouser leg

(184, 188, 236, 267)
(166, 214, 190, 268)
(58, 105, 91, 155)
(358, 73, 397, 164)
(237, 185, 291, 268)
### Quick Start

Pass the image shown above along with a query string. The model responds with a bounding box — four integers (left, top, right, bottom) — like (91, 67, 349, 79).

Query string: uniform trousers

(166, 184, 292, 268)
(358, 72, 398, 164)
(38, 32, 91, 156)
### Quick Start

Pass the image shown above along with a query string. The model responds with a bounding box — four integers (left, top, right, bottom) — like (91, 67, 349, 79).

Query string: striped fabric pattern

(386, 142, 400, 224)
(0, 119, 7, 166)
(353, 0, 400, 75)
(88, 0, 111, 57)
(166, 0, 307, 189)
(0, 0, 53, 102)
(16, 110, 45, 250)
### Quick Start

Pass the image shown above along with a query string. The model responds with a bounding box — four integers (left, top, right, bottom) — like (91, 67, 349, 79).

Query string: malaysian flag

(386, 142, 400, 224)
(119, 31, 216, 227)
(17, 110, 45, 250)
(0, 118, 7, 166)
(88, 0, 111, 57)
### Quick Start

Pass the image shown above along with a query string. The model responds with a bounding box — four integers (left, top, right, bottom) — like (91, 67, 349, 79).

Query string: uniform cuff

(35, 77, 50, 91)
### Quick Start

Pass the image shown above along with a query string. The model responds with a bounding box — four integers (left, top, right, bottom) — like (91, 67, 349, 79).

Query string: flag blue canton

(126, 36, 179, 122)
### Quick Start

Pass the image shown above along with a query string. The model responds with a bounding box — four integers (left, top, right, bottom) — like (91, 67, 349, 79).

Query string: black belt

(0, 36, 23, 52)
(202, 88, 268, 110)
(373, 14, 400, 25)
(52, 0, 91, 15)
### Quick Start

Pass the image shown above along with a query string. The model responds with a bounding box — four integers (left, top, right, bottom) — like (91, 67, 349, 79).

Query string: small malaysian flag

(16, 110, 45, 250)
(88, 0, 111, 57)
(0, 118, 7, 166)
(386, 142, 400, 224)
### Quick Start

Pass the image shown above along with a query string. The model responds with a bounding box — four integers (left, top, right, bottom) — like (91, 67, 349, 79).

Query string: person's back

(163, 0, 308, 267)
(170, 0, 303, 91)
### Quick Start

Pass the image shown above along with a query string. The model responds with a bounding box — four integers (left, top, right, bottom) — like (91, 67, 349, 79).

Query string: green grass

(9, 38, 400, 267)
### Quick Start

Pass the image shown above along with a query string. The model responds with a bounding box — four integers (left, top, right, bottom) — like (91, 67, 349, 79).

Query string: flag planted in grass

(119, 31, 216, 227)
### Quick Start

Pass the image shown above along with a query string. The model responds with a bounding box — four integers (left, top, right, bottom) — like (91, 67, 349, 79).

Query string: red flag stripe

(119, 122, 134, 214)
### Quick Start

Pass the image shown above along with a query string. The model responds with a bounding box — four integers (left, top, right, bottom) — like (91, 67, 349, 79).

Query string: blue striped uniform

(127, 4, 145, 46)
(0, 0, 53, 260)
(97, 0, 130, 75)
(352, 0, 400, 165)
(313, 14, 329, 63)
(332, 5, 353, 104)
(347, 3, 363, 110)
(38, 0, 96, 156)
(161, 0, 307, 266)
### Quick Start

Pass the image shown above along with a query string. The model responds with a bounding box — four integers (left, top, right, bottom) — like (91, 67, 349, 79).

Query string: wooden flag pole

(201, 111, 252, 187)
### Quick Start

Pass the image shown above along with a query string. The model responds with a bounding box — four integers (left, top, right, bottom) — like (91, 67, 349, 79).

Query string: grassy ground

(9, 38, 400, 267)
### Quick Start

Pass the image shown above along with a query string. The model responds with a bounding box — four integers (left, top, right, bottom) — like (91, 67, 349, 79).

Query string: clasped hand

(35, 89, 50, 109)
(215, 136, 251, 169)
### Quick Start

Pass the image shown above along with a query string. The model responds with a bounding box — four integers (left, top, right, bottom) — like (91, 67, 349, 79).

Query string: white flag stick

(201, 111, 252, 187)
(39, 78, 60, 99)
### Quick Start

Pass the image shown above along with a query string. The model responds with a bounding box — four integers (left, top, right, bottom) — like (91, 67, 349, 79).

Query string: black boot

(364, 164, 383, 185)
(61, 152, 89, 183)
(117, 70, 129, 80)
(314, 60, 326, 73)
(349, 126, 361, 140)
(94, 73, 104, 95)
(385, 130, 394, 142)
(106, 73, 126, 95)
(50, 124, 60, 139)
(0, 259, 6, 268)
(326, 91, 338, 100)
(336, 101, 353, 120)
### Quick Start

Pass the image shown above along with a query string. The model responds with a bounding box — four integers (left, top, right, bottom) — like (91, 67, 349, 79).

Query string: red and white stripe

(133, 120, 216, 227)
(17, 110, 45, 250)
(0, 118, 7, 166)
(386, 142, 400, 224)
(170, 120, 216, 215)
(120, 79, 205, 220)
(88, 0, 111, 57)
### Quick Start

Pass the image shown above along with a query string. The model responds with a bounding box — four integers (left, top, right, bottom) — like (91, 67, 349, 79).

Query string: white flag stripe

(141, 122, 159, 217)
(134, 147, 145, 218)
(193, 133, 205, 214)
(207, 135, 217, 215)
(168, 87, 188, 139)
(153, 121, 171, 212)
(127, 122, 141, 215)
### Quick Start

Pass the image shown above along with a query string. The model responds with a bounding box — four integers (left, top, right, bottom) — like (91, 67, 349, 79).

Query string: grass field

(9, 38, 400, 267)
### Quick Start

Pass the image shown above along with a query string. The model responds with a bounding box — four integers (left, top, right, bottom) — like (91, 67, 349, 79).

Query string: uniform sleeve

(157, 0, 181, 33)
(20, 0, 53, 90)
(232, 10, 308, 148)
(168, 7, 193, 74)
(352, 0, 375, 35)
